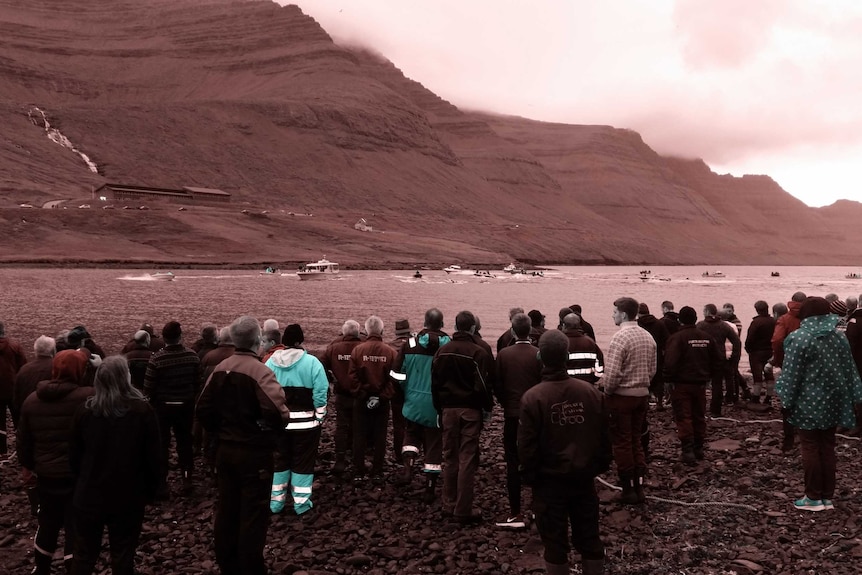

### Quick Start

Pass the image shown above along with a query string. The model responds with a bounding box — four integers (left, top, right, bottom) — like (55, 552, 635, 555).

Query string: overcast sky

(285, 0, 862, 207)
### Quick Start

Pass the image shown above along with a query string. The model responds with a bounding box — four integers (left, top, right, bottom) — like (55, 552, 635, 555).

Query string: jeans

(441, 407, 483, 517)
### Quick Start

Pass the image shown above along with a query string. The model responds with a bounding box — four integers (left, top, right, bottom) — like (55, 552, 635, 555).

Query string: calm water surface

(4, 266, 860, 357)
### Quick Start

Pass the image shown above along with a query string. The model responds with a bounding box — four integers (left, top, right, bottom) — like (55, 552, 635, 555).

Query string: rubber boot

(634, 468, 646, 504)
(395, 453, 415, 486)
(681, 440, 696, 466)
(422, 474, 438, 504)
(781, 408, 795, 452)
(544, 560, 570, 575)
(27, 486, 40, 518)
(618, 473, 639, 505)
(291, 472, 314, 515)
(181, 469, 193, 495)
(693, 439, 705, 461)
(582, 558, 604, 575)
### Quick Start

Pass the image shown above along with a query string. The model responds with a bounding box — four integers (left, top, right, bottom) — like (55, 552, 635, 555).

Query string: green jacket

(391, 330, 450, 427)
(776, 314, 862, 430)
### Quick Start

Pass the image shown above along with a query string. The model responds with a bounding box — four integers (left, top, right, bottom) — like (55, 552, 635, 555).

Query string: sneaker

(823, 499, 835, 510)
(793, 496, 824, 512)
(495, 514, 527, 529)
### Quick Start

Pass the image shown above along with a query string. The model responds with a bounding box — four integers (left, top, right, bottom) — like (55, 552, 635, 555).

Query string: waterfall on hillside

(28, 106, 99, 174)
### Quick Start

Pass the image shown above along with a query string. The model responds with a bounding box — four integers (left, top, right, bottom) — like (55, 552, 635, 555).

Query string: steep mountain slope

(0, 0, 855, 265)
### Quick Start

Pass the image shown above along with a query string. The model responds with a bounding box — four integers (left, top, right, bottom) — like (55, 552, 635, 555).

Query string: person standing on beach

(69, 356, 162, 575)
(560, 313, 603, 385)
(663, 307, 723, 465)
(496, 307, 525, 353)
(844, 299, 862, 435)
(745, 301, 776, 405)
(696, 304, 740, 415)
(776, 297, 862, 512)
(493, 312, 541, 529)
(144, 321, 200, 496)
(771, 291, 806, 452)
(660, 301, 680, 336)
(602, 297, 656, 505)
(18, 349, 95, 574)
(196, 316, 290, 575)
(265, 324, 328, 515)
(12, 336, 55, 426)
(123, 330, 153, 392)
(320, 319, 363, 475)
(390, 309, 450, 503)
(518, 330, 611, 575)
(432, 310, 494, 524)
(387, 319, 413, 463)
(569, 305, 597, 342)
(348, 316, 397, 480)
(0, 321, 28, 457)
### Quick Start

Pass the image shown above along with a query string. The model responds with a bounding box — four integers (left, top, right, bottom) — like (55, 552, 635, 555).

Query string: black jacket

(495, 340, 541, 416)
(144, 344, 201, 405)
(745, 313, 776, 354)
(431, 332, 494, 412)
(518, 369, 611, 484)
(663, 325, 724, 384)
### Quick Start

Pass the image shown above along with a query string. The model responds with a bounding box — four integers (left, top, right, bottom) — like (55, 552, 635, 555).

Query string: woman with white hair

(69, 356, 162, 575)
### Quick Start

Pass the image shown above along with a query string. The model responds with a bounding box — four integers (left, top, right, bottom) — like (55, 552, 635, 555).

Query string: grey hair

(133, 330, 151, 346)
(365, 315, 384, 336)
(342, 320, 360, 337)
(511, 313, 531, 338)
(846, 296, 858, 311)
(218, 326, 233, 345)
(508, 307, 525, 320)
(263, 318, 279, 332)
(230, 316, 261, 351)
(33, 335, 56, 357)
(86, 356, 144, 417)
(563, 313, 582, 330)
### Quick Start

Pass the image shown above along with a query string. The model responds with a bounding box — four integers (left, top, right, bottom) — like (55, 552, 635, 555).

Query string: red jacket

(348, 335, 396, 399)
(321, 335, 363, 395)
(772, 301, 802, 367)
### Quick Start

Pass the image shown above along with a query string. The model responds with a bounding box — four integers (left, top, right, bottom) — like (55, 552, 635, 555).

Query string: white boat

(702, 271, 725, 278)
(297, 257, 339, 280)
(443, 265, 462, 274)
(151, 272, 175, 282)
(846, 272, 861, 279)
(503, 263, 518, 273)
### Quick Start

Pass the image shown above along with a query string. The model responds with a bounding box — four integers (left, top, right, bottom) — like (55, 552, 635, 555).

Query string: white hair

(218, 326, 233, 345)
(342, 320, 360, 337)
(34, 335, 56, 357)
(263, 318, 279, 332)
(365, 315, 384, 336)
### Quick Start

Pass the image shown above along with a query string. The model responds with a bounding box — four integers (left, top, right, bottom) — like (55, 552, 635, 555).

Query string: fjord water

(4, 266, 859, 356)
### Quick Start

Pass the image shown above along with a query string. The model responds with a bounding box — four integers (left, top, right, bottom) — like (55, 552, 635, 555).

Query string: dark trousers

(798, 428, 837, 500)
(334, 394, 354, 456)
(275, 428, 321, 474)
(748, 350, 773, 397)
(352, 398, 389, 474)
(214, 443, 274, 575)
(670, 383, 707, 444)
(441, 407, 482, 517)
(71, 506, 144, 575)
(390, 392, 406, 461)
(403, 420, 443, 471)
(710, 360, 733, 412)
(502, 416, 522, 514)
(607, 395, 648, 475)
(156, 402, 194, 473)
(34, 477, 76, 566)
(0, 399, 9, 453)
(533, 477, 604, 565)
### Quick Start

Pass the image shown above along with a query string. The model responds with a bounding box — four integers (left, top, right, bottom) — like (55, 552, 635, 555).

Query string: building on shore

(94, 183, 232, 204)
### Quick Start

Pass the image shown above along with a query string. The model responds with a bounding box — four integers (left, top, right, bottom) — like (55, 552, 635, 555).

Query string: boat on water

(771, 271, 781, 277)
(413, 270, 423, 279)
(641, 275, 671, 282)
(474, 270, 496, 278)
(846, 272, 862, 279)
(260, 266, 280, 275)
(503, 263, 520, 273)
(297, 257, 339, 280)
(151, 272, 175, 282)
(443, 265, 462, 274)
(702, 271, 725, 278)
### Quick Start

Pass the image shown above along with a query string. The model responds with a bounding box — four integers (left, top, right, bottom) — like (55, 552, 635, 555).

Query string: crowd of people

(1, 289, 862, 574)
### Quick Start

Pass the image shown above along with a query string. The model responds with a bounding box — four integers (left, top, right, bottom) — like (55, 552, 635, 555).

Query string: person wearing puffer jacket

(18, 349, 96, 574)
(265, 324, 328, 516)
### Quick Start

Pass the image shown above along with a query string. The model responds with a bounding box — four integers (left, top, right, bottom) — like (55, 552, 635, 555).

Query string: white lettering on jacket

(362, 355, 388, 363)
(551, 401, 585, 425)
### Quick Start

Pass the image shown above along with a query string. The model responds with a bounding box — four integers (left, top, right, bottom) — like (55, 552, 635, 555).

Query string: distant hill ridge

(0, 0, 855, 265)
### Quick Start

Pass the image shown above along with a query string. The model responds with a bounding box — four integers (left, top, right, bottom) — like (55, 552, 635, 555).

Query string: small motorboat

(151, 272, 175, 282)
(846, 272, 861, 279)
(297, 257, 339, 280)
(474, 270, 496, 278)
(771, 271, 781, 277)
(260, 266, 280, 275)
(443, 265, 462, 274)
(702, 271, 725, 278)
(413, 270, 423, 279)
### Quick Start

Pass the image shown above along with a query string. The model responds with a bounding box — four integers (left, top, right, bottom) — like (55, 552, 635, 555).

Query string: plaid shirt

(603, 321, 656, 396)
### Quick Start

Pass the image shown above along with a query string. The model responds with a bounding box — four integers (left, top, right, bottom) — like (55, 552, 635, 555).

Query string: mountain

(0, 0, 854, 266)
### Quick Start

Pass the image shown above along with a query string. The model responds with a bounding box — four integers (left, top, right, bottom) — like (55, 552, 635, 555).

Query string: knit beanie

(678, 306, 698, 326)
(51, 349, 89, 383)
(282, 324, 304, 346)
(829, 299, 848, 316)
(799, 297, 831, 321)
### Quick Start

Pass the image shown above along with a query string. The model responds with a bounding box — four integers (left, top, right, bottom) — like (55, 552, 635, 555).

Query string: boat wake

(118, 274, 165, 282)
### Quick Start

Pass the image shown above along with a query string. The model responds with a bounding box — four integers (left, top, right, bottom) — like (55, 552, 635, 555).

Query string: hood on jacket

(51, 349, 89, 383)
(267, 347, 306, 369)
(799, 314, 840, 338)
(787, 300, 803, 317)
(417, 331, 450, 353)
